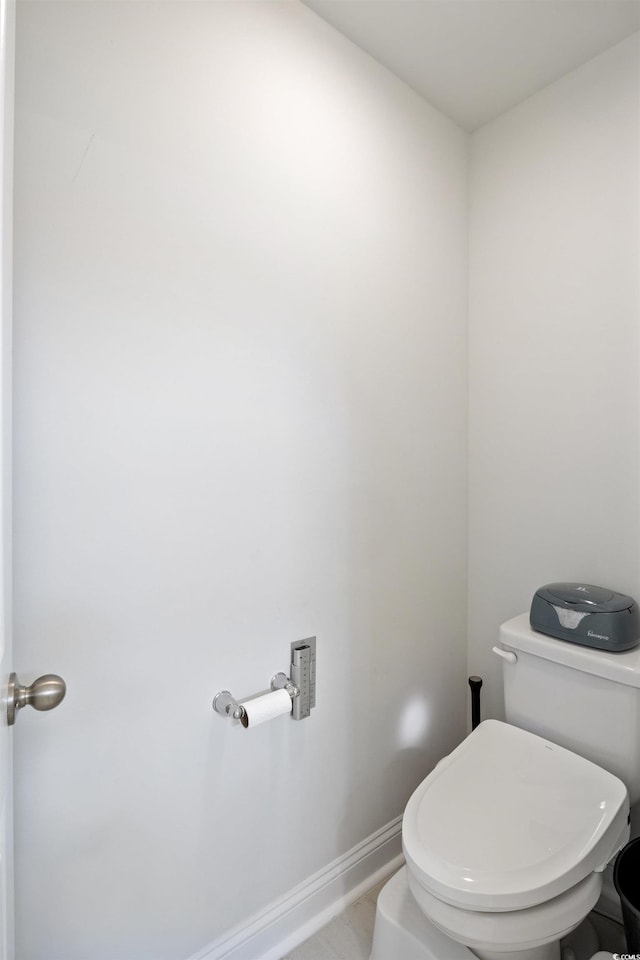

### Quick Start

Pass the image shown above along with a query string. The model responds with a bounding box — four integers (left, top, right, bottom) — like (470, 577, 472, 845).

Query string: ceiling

(301, 0, 640, 130)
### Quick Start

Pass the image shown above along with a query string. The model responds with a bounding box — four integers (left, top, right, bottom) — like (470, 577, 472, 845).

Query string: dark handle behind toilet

(468, 676, 483, 730)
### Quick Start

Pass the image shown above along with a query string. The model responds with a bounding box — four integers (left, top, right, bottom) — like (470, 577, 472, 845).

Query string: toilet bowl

(402, 721, 629, 960)
(369, 867, 618, 960)
(407, 871, 601, 960)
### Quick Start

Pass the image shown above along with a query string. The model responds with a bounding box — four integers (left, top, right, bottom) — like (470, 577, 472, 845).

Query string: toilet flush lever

(492, 646, 518, 665)
(6, 672, 67, 726)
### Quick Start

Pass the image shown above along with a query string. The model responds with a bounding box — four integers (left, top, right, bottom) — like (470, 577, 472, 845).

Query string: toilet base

(369, 868, 614, 960)
(472, 946, 559, 960)
(370, 867, 473, 960)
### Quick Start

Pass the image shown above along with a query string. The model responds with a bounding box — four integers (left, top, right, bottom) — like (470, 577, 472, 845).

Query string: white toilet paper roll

(239, 688, 292, 728)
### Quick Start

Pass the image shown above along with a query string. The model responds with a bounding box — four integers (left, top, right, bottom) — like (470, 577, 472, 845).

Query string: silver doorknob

(7, 672, 66, 726)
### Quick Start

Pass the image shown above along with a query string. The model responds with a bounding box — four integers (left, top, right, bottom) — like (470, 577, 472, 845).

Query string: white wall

(12, 3, 469, 958)
(468, 34, 640, 721)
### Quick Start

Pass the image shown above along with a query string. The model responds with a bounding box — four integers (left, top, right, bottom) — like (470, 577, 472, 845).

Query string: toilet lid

(403, 720, 629, 912)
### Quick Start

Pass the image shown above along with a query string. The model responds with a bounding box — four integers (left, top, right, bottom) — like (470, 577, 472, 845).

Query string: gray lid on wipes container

(530, 582, 640, 652)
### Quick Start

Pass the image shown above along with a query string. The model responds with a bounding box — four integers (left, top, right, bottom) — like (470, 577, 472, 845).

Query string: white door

(0, 0, 13, 956)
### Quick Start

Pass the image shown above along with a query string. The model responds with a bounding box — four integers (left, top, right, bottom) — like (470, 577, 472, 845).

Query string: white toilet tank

(498, 613, 640, 803)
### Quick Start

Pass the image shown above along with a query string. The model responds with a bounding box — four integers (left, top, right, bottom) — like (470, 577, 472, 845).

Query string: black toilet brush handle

(468, 676, 483, 731)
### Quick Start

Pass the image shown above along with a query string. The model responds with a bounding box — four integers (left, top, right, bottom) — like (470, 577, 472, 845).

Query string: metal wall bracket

(212, 690, 244, 720)
(290, 637, 316, 720)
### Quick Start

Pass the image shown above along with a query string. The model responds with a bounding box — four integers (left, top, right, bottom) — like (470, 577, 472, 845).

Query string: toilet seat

(403, 720, 629, 913)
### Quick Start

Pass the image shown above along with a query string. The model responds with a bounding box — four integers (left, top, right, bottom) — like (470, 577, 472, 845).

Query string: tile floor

(280, 874, 628, 960)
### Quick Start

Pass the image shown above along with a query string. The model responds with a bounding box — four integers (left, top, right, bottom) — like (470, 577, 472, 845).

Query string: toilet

(371, 612, 640, 960)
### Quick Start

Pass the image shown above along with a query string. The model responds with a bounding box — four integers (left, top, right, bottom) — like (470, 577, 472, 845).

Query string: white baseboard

(188, 816, 404, 960)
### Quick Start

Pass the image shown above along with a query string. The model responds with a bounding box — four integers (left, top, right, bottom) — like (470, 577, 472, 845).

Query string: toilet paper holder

(213, 672, 300, 722)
